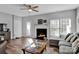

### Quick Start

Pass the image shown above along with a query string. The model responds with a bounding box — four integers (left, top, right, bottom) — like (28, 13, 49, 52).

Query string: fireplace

(36, 29, 47, 40)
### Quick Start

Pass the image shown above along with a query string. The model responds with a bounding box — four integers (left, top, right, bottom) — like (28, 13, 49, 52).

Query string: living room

(0, 4, 79, 54)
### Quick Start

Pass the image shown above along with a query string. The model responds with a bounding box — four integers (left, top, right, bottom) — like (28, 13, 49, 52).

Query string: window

(50, 19, 59, 37)
(50, 18, 71, 38)
(26, 22, 31, 36)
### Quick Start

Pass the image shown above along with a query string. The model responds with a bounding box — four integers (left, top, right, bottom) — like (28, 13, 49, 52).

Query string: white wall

(22, 9, 76, 39)
(0, 12, 13, 38)
(14, 16, 22, 38)
(0, 9, 76, 39)
(0, 12, 22, 39)
(76, 8, 79, 32)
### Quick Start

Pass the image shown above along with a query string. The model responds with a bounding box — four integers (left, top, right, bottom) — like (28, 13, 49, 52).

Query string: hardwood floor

(38, 40, 59, 54)
(25, 40, 59, 54)
(6, 38, 59, 54)
(25, 44, 59, 54)
(43, 44, 59, 54)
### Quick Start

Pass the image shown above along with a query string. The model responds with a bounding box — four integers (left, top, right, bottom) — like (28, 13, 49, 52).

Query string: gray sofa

(59, 33, 79, 54)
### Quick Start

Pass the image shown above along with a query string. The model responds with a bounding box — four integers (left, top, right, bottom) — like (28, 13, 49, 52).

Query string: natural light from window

(26, 22, 31, 36)
(66, 19, 71, 34)
(50, 18, 71, 38)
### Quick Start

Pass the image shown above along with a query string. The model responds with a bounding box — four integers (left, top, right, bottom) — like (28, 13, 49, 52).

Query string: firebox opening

(36, 29, 47, 40)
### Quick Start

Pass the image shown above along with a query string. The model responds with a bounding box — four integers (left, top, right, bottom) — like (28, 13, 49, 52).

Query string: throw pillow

(64, 33, 72, 40)
(72, 42, 79, 54)
(72, 38, 79, 48)
(66, 34, 74, 42)
(70, 35, 78, 43)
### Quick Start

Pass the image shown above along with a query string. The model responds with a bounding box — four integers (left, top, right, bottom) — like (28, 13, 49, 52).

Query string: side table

(49, 39, 59, 47)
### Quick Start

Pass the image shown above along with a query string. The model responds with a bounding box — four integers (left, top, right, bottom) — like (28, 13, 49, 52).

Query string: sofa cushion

(72, 38, 79, 53)
(59, 46, 73, 54)
(75, 43, 79, 54)
(59, 40, 71, 46)
(72, 45, 78, 53)
(72, 43, 79, 53)
(66, 34, 74, 42)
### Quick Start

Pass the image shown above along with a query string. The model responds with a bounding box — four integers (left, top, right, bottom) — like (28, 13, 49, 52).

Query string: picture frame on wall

(43, 20, 47, 23)
(38, 19, 43, 24)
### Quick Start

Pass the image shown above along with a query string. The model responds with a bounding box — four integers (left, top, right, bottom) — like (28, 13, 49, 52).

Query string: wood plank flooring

(43, 44, 59, 54)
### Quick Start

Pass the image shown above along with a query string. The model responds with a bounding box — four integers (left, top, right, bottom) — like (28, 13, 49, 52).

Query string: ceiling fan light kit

(28, 9, 32, 12)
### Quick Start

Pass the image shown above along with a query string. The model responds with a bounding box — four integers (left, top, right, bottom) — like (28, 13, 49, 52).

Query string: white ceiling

(0, 4, 79, 17)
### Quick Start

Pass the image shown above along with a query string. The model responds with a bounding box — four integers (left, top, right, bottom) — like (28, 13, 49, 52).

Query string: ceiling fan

(21, 4, 39, 12)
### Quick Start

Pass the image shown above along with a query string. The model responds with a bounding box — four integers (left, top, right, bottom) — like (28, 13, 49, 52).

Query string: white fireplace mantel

(34, 24, 49, 39)
(35, 24, 47, 29)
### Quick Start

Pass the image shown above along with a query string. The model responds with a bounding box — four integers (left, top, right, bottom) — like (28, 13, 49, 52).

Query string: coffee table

(24, 42, 46, 54)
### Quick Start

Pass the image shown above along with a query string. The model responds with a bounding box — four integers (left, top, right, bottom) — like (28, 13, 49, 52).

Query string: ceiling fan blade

(32, 6, 39, 8)
(32, 9, 39, 12)
(23, 4, 31, 8)
(29, 5, 31, 8)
